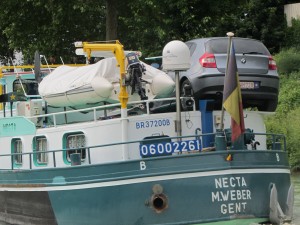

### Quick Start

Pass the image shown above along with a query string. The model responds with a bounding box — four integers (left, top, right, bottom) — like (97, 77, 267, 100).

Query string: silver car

(168, 37, 279, 111)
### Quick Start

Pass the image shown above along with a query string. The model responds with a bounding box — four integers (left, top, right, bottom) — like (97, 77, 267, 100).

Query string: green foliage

(271, 18, 300, 169)
(276, 72, 300, 114)
(117, 0, 287, 58)
(0, 34, 13, 61)
(285, 108, 300, 170)
(274, 48, 300, 74)
(284, 18, 300, 48)
(236, 0, 286, 54)
(266, 107, 300, 170)
(0, 0, 288, 61)
(265, 73, 300, 169)
(0, 0, 106, 63)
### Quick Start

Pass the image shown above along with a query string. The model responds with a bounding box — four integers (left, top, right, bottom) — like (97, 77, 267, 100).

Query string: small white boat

(38, 57, 175, 107)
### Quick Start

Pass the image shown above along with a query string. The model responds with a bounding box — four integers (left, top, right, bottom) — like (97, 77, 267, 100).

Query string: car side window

(186, 42, 197, 56)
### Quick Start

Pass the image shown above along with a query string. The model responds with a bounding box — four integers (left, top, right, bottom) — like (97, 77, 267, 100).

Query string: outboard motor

(181, 82, 194, 110)
(126, 52, 148, 100)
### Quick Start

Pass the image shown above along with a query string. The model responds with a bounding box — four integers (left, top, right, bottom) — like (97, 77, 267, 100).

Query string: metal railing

(25, 97, 195, 127)
(2, 132, 286, 171)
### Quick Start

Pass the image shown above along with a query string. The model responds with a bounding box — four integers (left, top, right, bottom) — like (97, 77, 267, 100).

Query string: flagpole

(220, 32, 234, 131)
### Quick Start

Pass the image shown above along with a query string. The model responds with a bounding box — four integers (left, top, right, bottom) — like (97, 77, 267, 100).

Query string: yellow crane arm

(81, 41, 128, 109)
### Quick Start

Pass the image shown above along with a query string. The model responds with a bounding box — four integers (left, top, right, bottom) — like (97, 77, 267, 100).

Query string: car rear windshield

(205, 38, 270, 55)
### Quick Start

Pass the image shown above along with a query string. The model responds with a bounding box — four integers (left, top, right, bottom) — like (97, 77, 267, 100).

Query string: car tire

(258, 99, 278, 112)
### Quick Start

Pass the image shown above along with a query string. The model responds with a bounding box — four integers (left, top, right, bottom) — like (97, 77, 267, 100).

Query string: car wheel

(258, 99, 278, 112)
(266, 99, 278, 112)
(180, 79, 194, 110)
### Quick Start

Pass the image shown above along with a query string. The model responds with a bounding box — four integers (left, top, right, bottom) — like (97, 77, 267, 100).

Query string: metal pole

(175, 71, 182, 139)
(64, 107, 68, 124)
(220, 32, 234, 131)
(121, 108, 129, 160)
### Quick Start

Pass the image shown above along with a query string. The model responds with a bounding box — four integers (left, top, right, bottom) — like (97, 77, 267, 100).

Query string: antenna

(60, 56, 65, 65)
(41, 55, 51, 73)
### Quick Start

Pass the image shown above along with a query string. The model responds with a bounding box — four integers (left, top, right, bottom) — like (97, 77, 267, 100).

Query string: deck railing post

(11, 155, 14, 170)
(88, 148, 91, 164)
(94, 108, 97, 121)
(53, 151, 56, 167)
(53, 115, 57, 127)
(146, 101, 150, 115)
(29, 153, 32, 169)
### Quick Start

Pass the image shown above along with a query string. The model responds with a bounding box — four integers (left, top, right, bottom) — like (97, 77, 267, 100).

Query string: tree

(0, 0, 106, 63)
(0, 34, 13, 62)
(234, 0, 286, 53)
(117, 0, 244, 57)
(284, 18, 300, 49)
(0, 0, 289, 61)
(106, 0, 118, 40)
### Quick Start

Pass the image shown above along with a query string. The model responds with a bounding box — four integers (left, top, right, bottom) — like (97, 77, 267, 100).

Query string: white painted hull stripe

(0, 168, 290, 192)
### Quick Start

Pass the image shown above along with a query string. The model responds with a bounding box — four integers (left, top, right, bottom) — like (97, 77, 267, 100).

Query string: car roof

(186, 37, 270, 55)
(186, 37, 262, 43)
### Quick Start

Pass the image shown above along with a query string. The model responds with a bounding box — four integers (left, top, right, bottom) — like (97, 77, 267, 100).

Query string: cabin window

(13, 79, 38, 95)
(11, 138, 23, 166)
(63, 133, 86, 164)
(33, 136, 48, 165)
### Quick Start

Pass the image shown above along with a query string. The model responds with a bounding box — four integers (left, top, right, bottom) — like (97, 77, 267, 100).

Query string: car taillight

(199, 53, 217, 68)
(268, 56, 277, 70)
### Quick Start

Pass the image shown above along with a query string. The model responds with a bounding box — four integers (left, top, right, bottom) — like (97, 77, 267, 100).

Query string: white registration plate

(139, 139, 202, 157)
(240, 81, 258, 89)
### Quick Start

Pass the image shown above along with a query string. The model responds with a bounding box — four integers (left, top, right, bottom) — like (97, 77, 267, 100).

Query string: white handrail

(27, 97, 195, 127)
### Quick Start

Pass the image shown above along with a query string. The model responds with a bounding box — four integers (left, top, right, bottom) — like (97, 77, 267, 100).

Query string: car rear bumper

(190, 74, 279, 101)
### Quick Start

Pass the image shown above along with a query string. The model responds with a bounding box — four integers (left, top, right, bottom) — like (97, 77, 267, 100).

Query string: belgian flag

(222, 41, 245, 143)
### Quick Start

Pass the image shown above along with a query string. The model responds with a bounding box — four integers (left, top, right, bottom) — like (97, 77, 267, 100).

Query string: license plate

(240, 81, 259, 89)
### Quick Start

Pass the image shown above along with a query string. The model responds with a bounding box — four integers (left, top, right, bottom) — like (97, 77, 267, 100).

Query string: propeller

(34, 50, 42, 83)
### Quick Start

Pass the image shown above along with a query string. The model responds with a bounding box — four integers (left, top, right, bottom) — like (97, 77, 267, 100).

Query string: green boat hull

(0, 150, 292, 225)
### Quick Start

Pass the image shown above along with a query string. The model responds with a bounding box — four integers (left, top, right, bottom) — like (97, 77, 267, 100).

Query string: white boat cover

(39, 57, 119, 95)
(38, 57, 175, 107)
